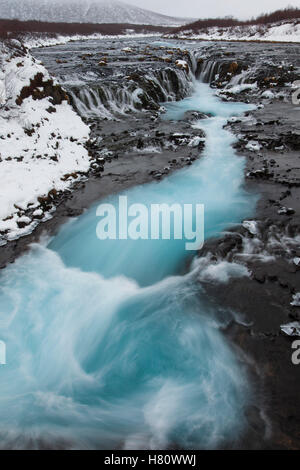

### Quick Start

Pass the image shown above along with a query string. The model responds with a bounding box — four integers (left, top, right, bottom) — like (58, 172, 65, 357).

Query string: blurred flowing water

(0, 65, 257, 449)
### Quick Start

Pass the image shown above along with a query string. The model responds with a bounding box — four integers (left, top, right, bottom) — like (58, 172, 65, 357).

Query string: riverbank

(194, 54, 300, 447)
(165, 18, 300, 43)
(197, 98, 300, 449)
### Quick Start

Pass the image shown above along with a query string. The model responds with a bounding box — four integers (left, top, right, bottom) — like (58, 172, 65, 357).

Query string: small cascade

(68, 87, 115, 120)
(227, 68, 253, 86)
(187, 50, 198, 75)
(199, 60, 222, 83)
(68, 84, 143, 120)
(67, 67, 194, 120)
(198, 59, 252, 86)
(151, 68, 194, 102)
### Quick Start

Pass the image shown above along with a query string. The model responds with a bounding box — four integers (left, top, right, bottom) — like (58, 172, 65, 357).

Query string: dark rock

(46, 106, 56, 114)
(182, 110, 211, 123)
(16, 72, 68, 106)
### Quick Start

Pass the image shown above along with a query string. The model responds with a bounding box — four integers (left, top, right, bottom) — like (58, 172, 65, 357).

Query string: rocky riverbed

(194, 41, 300, 449)
(198, 97, 300, 447)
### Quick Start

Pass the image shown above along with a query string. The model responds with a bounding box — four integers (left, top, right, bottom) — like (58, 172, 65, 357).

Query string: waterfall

(0, 80, 257, 449)
(199, 60, 222, 83)
(0, 36, 260, 449)
(69, 87, 115, 119)
(67, 67, 194, 120)
(228, 67, 252, 86)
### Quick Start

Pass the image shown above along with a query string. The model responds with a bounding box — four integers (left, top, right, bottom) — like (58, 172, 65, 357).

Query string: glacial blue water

(0, 81, 256, 449)
(50, 83, 255, 286)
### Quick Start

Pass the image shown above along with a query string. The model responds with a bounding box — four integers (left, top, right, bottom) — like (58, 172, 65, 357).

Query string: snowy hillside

(166, 19, 300, 43)
(0, 0, 189, 26)
(0, 40, 93, 243)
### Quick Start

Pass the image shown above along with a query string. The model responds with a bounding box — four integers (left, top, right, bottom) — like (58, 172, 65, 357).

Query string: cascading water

(0, 64, 257, 448)
(199, 60, 222, 83)
(68, 68, 194, 120)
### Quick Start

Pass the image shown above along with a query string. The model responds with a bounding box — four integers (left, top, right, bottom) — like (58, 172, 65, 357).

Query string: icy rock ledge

(280, 322, 300, 337)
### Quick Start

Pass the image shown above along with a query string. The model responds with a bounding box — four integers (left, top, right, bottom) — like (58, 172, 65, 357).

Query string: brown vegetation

(170, 7, 300, 33)
(0, 19, 172, 40)
(16, 72, 68, 106)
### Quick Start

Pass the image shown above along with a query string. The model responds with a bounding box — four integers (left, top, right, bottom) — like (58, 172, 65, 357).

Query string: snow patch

(245, 141, 261, 152)
(189, 136, 205, 147)
(242, 220, 258, 236)
(167, 20, 300, 43)
(281, 322, 300, 336)
(224, 83, 258, 95)
(291, 293, 300, 307)
(261, 90, 275, 99)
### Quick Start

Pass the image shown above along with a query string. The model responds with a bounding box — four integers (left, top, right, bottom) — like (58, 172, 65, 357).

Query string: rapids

(0, 41, 257, 449)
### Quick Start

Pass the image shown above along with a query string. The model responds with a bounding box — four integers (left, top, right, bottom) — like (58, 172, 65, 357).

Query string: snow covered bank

(166, 20, 300, 43)
(0, 40, 91, 244)
(23, 32, 161, 50)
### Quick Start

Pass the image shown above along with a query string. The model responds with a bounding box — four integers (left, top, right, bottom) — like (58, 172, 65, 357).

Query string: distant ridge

(0, 0, 191, 26)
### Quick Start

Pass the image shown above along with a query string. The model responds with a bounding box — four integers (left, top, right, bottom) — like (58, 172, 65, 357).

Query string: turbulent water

(0, 39, 257, 449)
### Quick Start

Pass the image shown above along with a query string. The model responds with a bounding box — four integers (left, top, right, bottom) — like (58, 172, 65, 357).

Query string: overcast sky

(125, 0, 300, 19)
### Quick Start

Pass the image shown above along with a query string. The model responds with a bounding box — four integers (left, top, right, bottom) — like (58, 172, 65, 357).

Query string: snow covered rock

(175, 60, 189, 72)
(242, 220, 258, 236)
(291, 293, 300, 307)
(245, 141, 261, 152)
(277, 207, 295, 215)
(261, 90, 275, 99)
(280, 322, 300, 336)
(0, 40, 91, 243)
